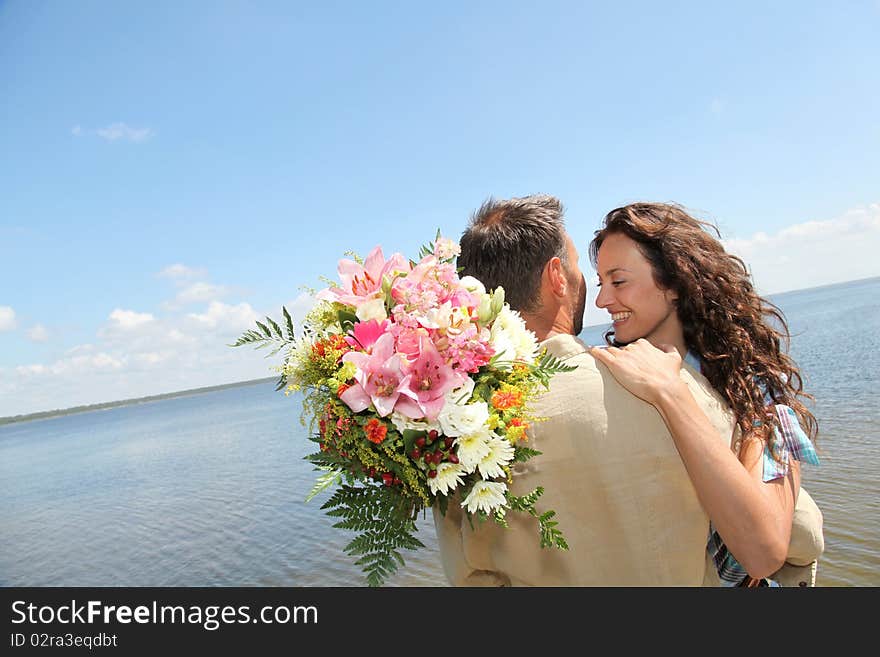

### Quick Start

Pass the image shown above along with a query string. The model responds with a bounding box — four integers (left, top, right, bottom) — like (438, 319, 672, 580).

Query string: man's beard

(570, 273, 586, 336)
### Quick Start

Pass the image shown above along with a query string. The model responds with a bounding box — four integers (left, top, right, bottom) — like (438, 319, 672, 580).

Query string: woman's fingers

(589, 345, 615, 365)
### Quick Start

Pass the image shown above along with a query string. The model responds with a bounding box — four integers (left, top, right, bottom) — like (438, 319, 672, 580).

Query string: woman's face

(594, 232, 684, 350)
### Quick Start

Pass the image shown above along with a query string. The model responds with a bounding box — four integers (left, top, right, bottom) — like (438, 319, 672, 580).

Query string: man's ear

(546, 256, 567, 298)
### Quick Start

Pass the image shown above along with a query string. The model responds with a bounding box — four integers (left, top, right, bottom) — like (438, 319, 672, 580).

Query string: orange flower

(311, 340, 327, 359)
(507, 417, 530, 441)
(329, 334, 349, 351)
(364, 418, 388, 444)
(491, 389, 523, 410)
(337, 382, 352, 397)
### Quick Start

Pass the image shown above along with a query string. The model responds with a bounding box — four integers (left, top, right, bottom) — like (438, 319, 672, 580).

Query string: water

(1, 277, 878, 586)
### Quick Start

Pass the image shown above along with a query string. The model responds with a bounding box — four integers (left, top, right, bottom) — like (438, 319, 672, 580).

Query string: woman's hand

(589, 339, 685, 407)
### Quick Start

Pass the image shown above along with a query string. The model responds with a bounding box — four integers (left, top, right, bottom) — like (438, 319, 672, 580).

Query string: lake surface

(1, 277, 878, 586)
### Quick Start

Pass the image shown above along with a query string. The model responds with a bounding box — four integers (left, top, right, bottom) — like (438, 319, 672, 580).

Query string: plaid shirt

(684, 351, 820, 586)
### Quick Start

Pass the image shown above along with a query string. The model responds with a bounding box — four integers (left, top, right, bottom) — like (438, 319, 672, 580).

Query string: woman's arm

(590, 339, 799, 578)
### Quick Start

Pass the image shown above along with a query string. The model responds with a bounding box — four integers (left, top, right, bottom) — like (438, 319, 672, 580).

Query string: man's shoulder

(539, 334, 602, 378)
(539, 333, 600, 365)
(538, 334, 734, 421)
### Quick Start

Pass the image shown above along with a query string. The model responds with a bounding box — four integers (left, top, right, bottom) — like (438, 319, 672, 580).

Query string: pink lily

(316, 246, 410, 308)
(339, 333, 413, 417)
(394, 335, 465, 421)
(344, 319, 389, 352)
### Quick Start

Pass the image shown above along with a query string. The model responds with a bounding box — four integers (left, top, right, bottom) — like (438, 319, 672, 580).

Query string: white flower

(428, 462, 466, 496)
(477, 436, 516, 479)
(488, 331, 516, 370)
(288, 333, 314, 364)
(421, 301, 469, 331)
(454, 428, 492, 473)
(439, 400, 489, 437)
(489, 306, 538, 367)
(443, 376, 475, 407)
(459, 276, 486, 296)
(389, 411, 440, 434)
(355, 297, 388, 322)
(462, 481, 508, 515)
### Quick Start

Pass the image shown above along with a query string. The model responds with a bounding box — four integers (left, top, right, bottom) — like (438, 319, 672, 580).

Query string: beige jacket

(433, 333, 736, 586)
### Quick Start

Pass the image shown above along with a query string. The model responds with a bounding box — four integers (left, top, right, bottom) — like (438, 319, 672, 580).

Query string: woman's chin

(611, 323, 635, 344)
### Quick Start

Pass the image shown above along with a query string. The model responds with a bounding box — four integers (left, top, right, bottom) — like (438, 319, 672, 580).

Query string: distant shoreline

(4, 275, 877, 428)
(0, 377, 278, 427)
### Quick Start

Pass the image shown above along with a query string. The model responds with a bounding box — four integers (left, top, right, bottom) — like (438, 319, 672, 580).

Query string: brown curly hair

(588, 202, 818, 450)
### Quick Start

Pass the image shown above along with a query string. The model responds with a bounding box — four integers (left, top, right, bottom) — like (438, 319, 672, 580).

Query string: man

(432, 194, 737, 585)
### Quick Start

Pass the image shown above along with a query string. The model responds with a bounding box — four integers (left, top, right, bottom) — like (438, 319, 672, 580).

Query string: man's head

(459, 194, 586, 338)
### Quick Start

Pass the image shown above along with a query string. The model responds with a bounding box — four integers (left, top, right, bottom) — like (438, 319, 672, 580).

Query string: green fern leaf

(283, 306, 295, 338)
(305, 467, 343, 503)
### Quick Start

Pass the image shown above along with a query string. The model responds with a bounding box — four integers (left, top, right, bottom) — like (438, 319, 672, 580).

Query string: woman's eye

(612, 280, 624, 287)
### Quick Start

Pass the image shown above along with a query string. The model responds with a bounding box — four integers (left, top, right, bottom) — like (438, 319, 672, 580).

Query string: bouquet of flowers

(233, 232, 574, 586)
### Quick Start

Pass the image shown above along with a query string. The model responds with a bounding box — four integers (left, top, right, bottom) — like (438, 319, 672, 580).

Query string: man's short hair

(458, 194, 567, 313)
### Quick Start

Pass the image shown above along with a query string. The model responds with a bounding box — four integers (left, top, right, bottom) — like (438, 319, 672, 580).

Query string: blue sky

(1, 1, 879, 416)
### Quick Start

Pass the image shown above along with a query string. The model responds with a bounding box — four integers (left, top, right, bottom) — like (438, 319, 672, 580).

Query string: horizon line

(4, 274, 878, 424)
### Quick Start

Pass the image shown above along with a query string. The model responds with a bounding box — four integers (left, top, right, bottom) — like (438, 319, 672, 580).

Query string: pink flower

(344, 319, 389, 352)
(445, 325, 495, 373)
(316, 246, 410, 308)
(392, 326, 430, 362)
(394, 335, 465, 421)
(340, 333, 412, 417)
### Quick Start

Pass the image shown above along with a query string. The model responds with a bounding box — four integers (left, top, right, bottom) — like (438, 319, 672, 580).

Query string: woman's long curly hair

(589, 202, 818, 449)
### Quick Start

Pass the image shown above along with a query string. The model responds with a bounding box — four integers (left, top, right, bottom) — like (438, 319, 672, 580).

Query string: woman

(587, 202, 821, 586)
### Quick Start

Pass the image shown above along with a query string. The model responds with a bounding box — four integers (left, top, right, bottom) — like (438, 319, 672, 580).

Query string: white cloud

(71, 124, 83, 137)
(284, 292, 318, 331)
(164, 282, 229, 309)
(1, 282, 293, 416)
(27, 324, 49, 342)
(65, 344, 95, 356)
(158, 264, 207, 280)
(133, 352, 172, 367)
(16, 352, 125, 377)
(16, 364, 48, 376)
(723, 202, 880, 294)
(108, 308, 156, 330)
(95, 122, 155, 143)
(0, 306, 15, 331)
(186, 301, 260, 331)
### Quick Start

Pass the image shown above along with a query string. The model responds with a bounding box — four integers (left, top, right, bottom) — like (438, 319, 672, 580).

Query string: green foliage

(529, 352, 578, 388)
(512, 446, 542, 463)
(322, 484, 426, 587)
(229, 305, 300, 390)
(417, 228, 442, 260)
(337, 309, 358, 333)
(537, 509, 569, 550)
(343, 250, 364, 265)
(507, 486, 569, 551)
(507, 486, 545, 512)
(305, 466, 343, 503)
